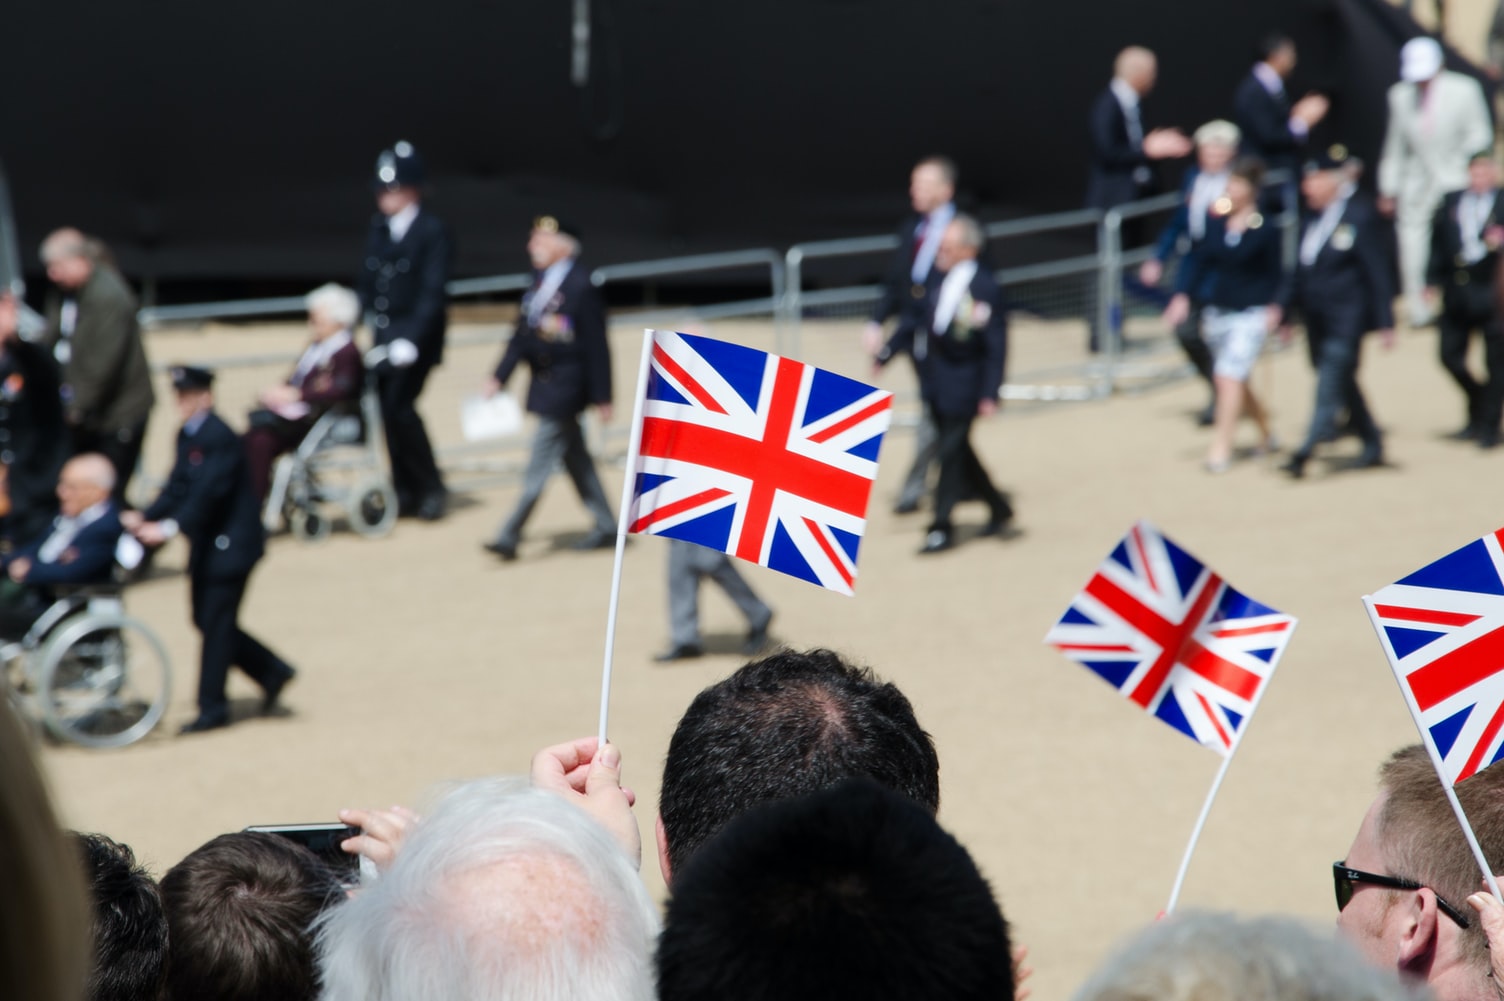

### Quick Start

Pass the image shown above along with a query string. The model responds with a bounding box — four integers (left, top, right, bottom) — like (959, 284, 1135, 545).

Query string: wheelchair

(263, 380, 398, 543)
(2, 576, 171, 749)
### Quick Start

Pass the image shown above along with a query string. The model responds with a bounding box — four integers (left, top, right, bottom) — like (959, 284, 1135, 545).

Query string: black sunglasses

(1332, 862, 1472, 929)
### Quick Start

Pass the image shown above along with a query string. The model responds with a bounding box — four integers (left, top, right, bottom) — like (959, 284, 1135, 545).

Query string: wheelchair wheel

(37, 612, 170, 749)
(290, 507, 332, 543)
(348, 476, 398, 539)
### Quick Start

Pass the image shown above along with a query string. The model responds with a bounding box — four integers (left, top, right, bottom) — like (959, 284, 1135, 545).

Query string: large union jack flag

(1044, 520, 1296, 755)
(626, 330, 893, 595)
(1366, 528, 1504, 785)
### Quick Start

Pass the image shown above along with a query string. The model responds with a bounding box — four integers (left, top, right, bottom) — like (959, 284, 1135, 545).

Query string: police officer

(482, 216, 615, 561)
(1280, 145, 1396, 479)
(358, 142, 453, 521)
(125, 366, 296, 734)
(1426, 150, 1504, 449)
(0, 291, 69, 545)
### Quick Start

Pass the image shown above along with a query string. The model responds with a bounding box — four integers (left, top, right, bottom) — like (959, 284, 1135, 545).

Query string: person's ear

(1396, 888, 1440, 970)
(655, 813, 672, 888)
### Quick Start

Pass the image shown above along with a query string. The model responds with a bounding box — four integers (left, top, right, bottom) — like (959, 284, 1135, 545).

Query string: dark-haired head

(657, 648, 939, 882)
(657, 778, 1012, 1001)
(72, 832, 168, 1001)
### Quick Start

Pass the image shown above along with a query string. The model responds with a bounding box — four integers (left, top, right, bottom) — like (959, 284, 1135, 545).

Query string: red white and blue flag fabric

(626, 330, 893, 596)
(1366, 528, 1504, 785)
(1044, 520, 1296, 755)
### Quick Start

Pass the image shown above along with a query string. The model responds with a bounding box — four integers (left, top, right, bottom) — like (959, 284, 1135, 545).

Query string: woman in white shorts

(1165, 157, 1282, 472)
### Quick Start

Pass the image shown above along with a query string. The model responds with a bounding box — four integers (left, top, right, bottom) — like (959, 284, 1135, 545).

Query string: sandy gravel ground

(29, 309, 1504, 999)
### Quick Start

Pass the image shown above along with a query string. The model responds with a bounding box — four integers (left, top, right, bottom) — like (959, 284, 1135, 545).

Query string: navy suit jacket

(1427, 188, 1504, 315)
(1174, 213, 1285, 311)
(1233, 72, 1303, 174)
(143, 411, 264, 580)
(1283, 194, 1396, 334)
(5, 501, 122, 587)
(358, 209, 453, 368)
(870, 210, 940, 334)
(914, 266, 1009, 418)
(493, 261, 612, 420)
(1085, 87, 1154, 209)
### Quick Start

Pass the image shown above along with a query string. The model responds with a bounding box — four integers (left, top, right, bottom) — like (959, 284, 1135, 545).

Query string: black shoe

(1281, 453, 1308, 479)
(1479, 431, 1501, 450)
(483, 539, 517, 561)
(417, 492, 448, 522)
(1354, 447, 1385, 469)
(743, 618, 774, 656)
(653, 644, 703, 663)
(1447, 425, 1480, 442)
(919, 530, 952, 554)
(572, 530, 615, 551)
(179, 712, 229, 735)
(892, 498, 921, 515)
(979, 514, 1013, 538)
(262, 669, 295, 715)
(1196, 404, 1216, 427)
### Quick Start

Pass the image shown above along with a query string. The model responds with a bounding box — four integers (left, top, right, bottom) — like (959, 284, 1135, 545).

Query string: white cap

(1400, 37, 1444, 83)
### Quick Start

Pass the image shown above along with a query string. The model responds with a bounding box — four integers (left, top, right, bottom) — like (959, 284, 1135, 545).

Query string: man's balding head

(656, 649, 939, 883)
(1115, 46, 1158, 96)
(57, 454, 115, 518)
(41, 227, 95, 290)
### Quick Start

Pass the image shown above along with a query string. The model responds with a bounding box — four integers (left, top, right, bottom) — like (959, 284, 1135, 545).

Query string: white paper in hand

(462, 392, 523, 441)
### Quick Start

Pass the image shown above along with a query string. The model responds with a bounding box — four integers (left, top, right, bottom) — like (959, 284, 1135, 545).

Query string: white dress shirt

(37, 501, 109, 565)
(385, 203, 420, 243)
(1111, 77, 1152, 185)
(528, 259, 576, 324)
(1299, 183, 1357, 266)
(1459, 190, 1497, 264)
(1188, 171, 1230, 240)
(911, 203, 956, 284)
(932, 259, 979, 334)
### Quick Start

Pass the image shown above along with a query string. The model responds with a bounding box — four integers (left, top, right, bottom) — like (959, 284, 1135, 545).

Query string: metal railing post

(1099, 210, 1123, 397)
(783, 247, 804, 357)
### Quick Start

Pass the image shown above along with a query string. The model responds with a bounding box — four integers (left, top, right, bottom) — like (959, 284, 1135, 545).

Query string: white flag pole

(1362, 595, 1504, 903)
(597, 330, 657, 744)
(1165, 619, 1291, 914)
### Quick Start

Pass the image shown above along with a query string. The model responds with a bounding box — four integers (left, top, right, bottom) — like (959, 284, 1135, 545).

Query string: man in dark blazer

(1427, 151, 1504, 448)
(0, 292, 70, 545)
(1281, 146, 1396, 478)
(1232, 35, 1329, 179)
(38, 229, 155, 506)
(357, 142, 452, 522)
(483, 217, 615, 561)
(1085, 47, 1191, 214)
(880, 216, 1012, 554)
(126, 366, 295, 734)
(0, 453, 121, 637)
(865, 156, 958, 515)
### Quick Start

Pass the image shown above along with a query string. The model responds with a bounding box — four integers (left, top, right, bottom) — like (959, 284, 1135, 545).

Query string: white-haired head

(1071, 911, 1423, 1001)
(1193, 120, 1241, 150)
(316, 779, 658, 1001)
(304, 283, 361, 331)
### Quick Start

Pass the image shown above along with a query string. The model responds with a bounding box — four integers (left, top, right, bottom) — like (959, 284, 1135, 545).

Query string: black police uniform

(487, 233, 615, 557)
(0, 336, 68, 544)
(1427, 184, 1504, 446)
(1281, 153, 1395, 477)
(141, 367, 294, 733)
(357, 143, 453, 519)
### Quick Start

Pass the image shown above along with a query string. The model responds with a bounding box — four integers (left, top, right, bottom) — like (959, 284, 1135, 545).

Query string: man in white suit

(1378, 36, 1493, 327)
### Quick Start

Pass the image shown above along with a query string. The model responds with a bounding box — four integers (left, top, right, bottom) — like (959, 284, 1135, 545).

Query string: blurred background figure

(0, 291, 69, 545)
(1378, 37, 1493, 328)
(1427, 150, 1504, 448)
(242, 283, 364, 503)
(1232, 34, 1329, 180)
(70, 832, 169, 1001)
(1071, 912, 1419, 1001)
(39, 229, 155, 506)
(358, 142, 452, 522)
(865, 155, 958, 514)
(653, 539, 774, 662)
(1141, 119, 1242, 425)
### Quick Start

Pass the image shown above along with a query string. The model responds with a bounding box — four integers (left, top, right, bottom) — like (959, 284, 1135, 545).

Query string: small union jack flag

(627, 330, 893, 595)
(1044, 520, 1296, 755)
(1366, 527, 1504, 785)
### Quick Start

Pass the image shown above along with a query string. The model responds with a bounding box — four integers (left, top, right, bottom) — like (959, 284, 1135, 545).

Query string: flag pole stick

(1362, 595, 1504, 902)
(1166, 745, 1237, 914)
(597, 330, 657, 744)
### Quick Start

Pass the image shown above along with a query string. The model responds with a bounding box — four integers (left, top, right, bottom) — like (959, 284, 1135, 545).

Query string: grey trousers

(494, 415, 615, 546)
(896, 410, 940, 508)
(668, 539, 772, 647)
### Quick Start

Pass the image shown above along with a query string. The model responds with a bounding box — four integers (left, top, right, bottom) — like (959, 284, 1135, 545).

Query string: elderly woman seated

(243, 283, 364, 503)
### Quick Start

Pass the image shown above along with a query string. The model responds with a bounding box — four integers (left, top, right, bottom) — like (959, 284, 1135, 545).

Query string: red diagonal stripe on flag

(629, 487, 732, 533)
(1405, 625, 1504, 711)
(1374, 604, 1481, 628)
(653, 344, 728, 415)
(1458, 699, 1504, 783)
(807, 397, 892, 445)
(1211, 622, 1291, 638)
(1084, 571, 1223, 708)
(1056, 644, 1138, 653)
(1181, 639, 1264, 701)
(1194, 691, 1233, 749)
(802, 517, 854, 590)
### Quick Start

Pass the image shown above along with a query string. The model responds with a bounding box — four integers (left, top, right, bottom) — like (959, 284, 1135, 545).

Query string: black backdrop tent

(0, 0, 1479, 298)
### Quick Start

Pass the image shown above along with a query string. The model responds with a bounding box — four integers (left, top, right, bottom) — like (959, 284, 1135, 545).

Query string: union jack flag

(1366, 528, 1504, 785)
(626, 330, 893, 595)
(1044, 520, 1296, 755)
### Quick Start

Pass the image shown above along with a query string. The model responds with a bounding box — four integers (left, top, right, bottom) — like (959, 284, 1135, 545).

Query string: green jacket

(43, 265, 155, 432)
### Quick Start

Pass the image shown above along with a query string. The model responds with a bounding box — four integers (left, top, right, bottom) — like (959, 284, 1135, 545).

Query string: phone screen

(244, 823, 361, 878)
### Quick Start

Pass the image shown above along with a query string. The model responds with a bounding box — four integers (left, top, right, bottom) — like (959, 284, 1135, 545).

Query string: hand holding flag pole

(1045, 520, 1296, 914)
(1362, 527, 1504, 904)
